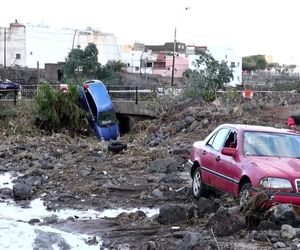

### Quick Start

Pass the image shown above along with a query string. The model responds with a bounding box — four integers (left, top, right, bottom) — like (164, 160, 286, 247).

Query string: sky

(1, 0, 300, 64)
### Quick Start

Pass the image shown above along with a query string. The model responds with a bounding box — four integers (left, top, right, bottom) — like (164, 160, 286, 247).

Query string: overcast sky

(1, 0, 300, 64)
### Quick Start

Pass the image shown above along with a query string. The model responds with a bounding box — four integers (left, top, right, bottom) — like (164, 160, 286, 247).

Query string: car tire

(192, 168, 204, 199)
(239, 182, 252, 207)
(108, 142, 127, 153)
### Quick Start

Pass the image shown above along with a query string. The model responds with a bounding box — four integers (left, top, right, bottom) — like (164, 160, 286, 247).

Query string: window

(237, 76, 240, 81)
(135, 66, 139, 71)
(224, 131, 238, 148)
(237, 62, 240, 67)
(98, 110, 117, 127)
(243, 131, 300, 157)
(146, 62, 152, 67)
(231, 62, 235, 68)
(225, 55, 227, 59)
(207, 128, 230, 151)
(16, 53, 21, 59)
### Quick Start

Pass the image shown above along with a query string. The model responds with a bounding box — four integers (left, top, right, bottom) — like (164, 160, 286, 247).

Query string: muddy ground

(1, 97, 300, 249)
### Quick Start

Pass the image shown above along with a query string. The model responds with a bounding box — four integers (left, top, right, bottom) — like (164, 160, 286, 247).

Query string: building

(0, 21, 121, 69)
(0, 20, 26, 67)
(187, 45, 242, 87)
(121, 42, 189, 78)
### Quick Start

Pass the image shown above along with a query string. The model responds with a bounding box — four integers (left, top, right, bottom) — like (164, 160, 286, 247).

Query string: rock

(169, 146, 190, 156)
(265, 203, 300, 228)
(159, 173, 181, 183)
(196, 197, 220, 218)
(273, 241, 286, 248)
(147, 240, 158, 250)
(233, 105, 243, 116)
(206, 206, 246, 236)
(281, 224, 296, 240)
(85, 236, 98, 245)
(42, 214, 59, 224)
(201, 118, 209, 128)
(13, 183, 32, 200)
(147, 158, 178, 173)
(184, 116, 195, 126)
(178, 232, 202, 250)
(79, 169, 91, 177)
(28, 218, 41, 225)
(188, 121, 200, 132)
(0, 187, 13, 198)
(157, 204, 197, 225)
(102, 239, 111, 248)
(134, 210, 146, 220)
(152, 189, 164, 198)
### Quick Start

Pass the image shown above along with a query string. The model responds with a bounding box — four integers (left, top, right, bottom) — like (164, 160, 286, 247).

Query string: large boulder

(157, 204, 198, 225)
(261, 203, 300, 229)
(13, 183, 32, 200)
(206, 206, 246, 236)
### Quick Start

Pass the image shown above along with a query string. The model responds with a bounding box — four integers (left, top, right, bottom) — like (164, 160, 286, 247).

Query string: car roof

(220, 124, 298, 135)
(86, 81, 113, 112)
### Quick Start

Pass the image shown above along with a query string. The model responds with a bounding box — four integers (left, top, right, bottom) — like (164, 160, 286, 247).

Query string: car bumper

(268, 192, 300, 206)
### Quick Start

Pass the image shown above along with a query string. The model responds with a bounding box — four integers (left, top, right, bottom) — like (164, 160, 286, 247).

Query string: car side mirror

(221, 147, 236, 157)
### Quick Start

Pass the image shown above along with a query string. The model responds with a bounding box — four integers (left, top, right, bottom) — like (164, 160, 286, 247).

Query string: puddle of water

(0, 172, 18, 189)
(0, 172, 159, 249)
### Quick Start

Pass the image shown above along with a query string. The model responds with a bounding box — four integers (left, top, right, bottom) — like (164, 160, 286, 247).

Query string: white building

(0, 21, 121, 69)
(187, 45, 242, 87)
(0, 21, 26, 67)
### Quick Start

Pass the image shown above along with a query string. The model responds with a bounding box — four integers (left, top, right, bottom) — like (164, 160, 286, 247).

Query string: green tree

(35, 84, 85, 132)
(182, 51, 233, 101)
(242, 55, 268, 71)
(64, 43, 101, 80)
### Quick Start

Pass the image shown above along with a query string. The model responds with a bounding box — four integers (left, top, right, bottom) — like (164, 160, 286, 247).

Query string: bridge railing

(106, 85, 157, 104)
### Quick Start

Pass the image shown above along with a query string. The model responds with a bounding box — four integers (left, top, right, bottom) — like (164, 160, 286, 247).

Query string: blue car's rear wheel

(192, 168, 204, 199)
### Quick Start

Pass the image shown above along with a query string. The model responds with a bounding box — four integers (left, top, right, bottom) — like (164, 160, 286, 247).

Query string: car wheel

(192, 168, 204, 199)
(239, 182, 252, 207)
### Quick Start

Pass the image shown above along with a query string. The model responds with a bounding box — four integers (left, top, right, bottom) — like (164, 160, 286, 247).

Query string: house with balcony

(121, 42, 189, 78)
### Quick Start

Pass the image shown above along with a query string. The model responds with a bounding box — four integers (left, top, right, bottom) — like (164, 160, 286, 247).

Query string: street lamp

(171, 6, 190, 87)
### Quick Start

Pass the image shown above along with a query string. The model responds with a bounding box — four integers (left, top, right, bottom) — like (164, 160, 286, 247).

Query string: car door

(214, 130, 242, 194)
(200, 128, 230, 187)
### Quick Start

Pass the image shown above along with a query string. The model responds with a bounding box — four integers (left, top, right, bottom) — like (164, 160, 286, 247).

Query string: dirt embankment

(1, 96, 300, 249)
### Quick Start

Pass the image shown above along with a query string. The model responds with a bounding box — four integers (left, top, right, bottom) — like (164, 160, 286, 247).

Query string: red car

(187, 124, 300, 205)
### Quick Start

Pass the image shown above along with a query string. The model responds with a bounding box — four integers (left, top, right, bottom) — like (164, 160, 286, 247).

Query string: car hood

(247, 156, 300, 178)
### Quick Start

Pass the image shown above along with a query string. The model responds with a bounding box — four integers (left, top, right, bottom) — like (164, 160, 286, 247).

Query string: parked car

(0, 80, 21, 99)
(79, 80, 119, 141)
(187, 124, 300, 206)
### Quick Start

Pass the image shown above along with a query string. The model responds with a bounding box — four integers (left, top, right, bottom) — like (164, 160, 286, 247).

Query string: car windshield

(243, 131, 300, 158)
(98, 110, 117, 127)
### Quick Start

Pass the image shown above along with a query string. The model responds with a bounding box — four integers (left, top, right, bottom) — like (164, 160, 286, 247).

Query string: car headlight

(259, 177, 292, 189)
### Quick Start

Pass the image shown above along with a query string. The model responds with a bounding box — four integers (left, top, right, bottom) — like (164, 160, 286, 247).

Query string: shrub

(35, 83, 85, 133)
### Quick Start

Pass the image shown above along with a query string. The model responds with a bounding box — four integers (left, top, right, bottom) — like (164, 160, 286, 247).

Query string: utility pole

(171, 27, 177, 86)
(4, 27, 6, 68)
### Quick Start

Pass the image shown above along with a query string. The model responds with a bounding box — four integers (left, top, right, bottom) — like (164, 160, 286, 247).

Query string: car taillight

(83, 83, 89, 90)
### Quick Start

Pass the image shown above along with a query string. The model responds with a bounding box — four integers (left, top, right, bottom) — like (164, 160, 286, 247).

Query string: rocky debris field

(1, 98, 300, 249)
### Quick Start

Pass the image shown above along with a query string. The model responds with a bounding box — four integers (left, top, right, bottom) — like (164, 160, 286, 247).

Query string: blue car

(79, 80, 119, 141)
(0, 80, 21, 99)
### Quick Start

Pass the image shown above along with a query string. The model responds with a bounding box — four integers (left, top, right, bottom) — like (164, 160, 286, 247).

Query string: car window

(207, 133, 217, 147)
(98, 109, 117, 127)
(224, 130, 238, 148)
(208, 128, 230, 151)
(243, 131, 300, 158)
